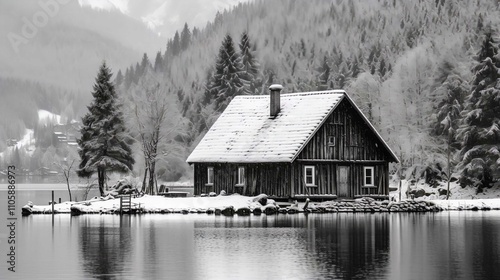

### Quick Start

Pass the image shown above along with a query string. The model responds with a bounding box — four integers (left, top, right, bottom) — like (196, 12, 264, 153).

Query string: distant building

(52, 121, 80, 147)
(7, 139, 18, 147)
(187, 85, 399, 200)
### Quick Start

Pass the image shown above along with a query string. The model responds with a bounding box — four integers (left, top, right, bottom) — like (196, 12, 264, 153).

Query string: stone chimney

(269, 84, 283, 118)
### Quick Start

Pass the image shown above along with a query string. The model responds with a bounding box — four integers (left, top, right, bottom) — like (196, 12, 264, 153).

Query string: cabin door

(337, 166, 349, 198)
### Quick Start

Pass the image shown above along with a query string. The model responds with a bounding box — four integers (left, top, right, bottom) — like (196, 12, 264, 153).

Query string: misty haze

(1, 0, 500, 279)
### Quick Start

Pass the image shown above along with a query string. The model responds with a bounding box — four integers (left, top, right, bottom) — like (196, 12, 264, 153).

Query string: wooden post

(446, 135, 451, 200)
(51, 190, 54, 215)
(399, 151, 402, 202)
(120, 196, 123, 215)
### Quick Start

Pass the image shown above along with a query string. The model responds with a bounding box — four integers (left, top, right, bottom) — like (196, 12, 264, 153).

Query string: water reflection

(5, 212, 500, 279)
(305, 214, 390, 279)
(192, 214, 390, 279)
(388, 213, 500, 280)
(77, 215, 195, 279)
(79, 216, 131, 278)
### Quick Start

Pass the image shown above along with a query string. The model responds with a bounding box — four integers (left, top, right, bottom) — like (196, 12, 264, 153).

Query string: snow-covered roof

(187, 90, 399, 163)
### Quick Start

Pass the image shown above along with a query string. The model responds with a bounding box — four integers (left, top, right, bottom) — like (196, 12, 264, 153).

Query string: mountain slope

(0, 1, 162, 91)
(121, 0, 500, 181)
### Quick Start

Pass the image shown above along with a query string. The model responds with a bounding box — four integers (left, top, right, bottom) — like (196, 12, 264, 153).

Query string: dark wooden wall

(291, 162, 389, 197)
(193, 163, 291, 196)
(298, 98, 392, 161)
(194, 161, 389, 198)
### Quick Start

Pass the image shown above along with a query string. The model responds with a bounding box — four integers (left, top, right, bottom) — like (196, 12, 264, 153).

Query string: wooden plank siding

(193, 162, 389, 198)
(291, 98, 392, 198)
(297, 98, 392, 161)
(193, 163, 291, 197)
(291, 162, 389, 197)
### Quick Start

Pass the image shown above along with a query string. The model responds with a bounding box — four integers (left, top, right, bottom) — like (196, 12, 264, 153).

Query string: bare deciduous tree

(54, 159, 75, 201)
(128, 71, 184, 194)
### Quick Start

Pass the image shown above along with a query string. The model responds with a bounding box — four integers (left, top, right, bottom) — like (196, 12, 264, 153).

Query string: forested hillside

(0, 1, 162, 175)
(119, 0, 499, 188)
(2, 0, 499, 189)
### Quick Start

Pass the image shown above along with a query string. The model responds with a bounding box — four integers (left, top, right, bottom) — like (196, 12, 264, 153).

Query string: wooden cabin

(187, 85, 399, 200)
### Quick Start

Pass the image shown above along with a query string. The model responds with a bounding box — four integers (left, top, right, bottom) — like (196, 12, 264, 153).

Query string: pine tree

(124, 67, 132, 89)
(165, 39, 174, 58)
(208, 34, 248, 112)
(202, 68, 215, 106)
(316, 55, 330, 90)
(239, 32, 260, 94)
(431, 59, 468, 138)
(153, 51, 163, 72)
(139, 53, 151, 76)
(350, 55, 360, 79)
(180, 23, 191, 51)
(77, 62, 135, 196)
(456, 30, 500, 190)
(133, 62, 141, 84)
(115, 70, 124, 86)
(172, 31, 181, 56)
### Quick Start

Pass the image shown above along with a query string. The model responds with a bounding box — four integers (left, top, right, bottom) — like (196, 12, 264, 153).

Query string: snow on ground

(38, 109, 62, 125)
(390, 179, 500, 210)
(0, 128, 36, 159)
(24, 194, 265, 214)
(390, 179, 500, 201)
(431, 199, 500, 210)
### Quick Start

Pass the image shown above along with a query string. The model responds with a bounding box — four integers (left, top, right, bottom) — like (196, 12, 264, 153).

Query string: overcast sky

(78, 0, 251, 37)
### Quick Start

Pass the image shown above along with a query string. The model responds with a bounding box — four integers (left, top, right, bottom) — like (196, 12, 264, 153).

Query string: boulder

(438, 188, 449, 196)
(252, 208, 262, 215)
(278, 208, 288, 214)
(252, 194, 268, 206)
(236, 207, 251, 216)
(287, 205, 300, 214)
(70, 206, 83, 216)
(262, 204, 277, 215)
(410, 188, 426, 198)
(221, 206, 235, 216)
(21, 206, 33, 216)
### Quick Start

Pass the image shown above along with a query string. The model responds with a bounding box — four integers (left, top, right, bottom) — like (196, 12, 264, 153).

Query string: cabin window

(207, 167, 214, 185)
(238, 167, 246, 185)
(304, 166, 315, 186)
(364, 166, 374, 186)
(328, 136, 335, 146)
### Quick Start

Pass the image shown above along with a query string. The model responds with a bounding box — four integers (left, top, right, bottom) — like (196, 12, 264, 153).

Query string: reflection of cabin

(187, 85, 399, 200)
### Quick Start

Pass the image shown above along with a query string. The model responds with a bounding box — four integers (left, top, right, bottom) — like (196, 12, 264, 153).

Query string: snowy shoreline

(21, 194, 500, 216)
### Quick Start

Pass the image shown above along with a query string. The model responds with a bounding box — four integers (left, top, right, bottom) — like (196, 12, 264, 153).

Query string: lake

(1, 186, 500, 279)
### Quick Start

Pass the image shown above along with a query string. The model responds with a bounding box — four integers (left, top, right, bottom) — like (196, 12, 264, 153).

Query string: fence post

(52, 190, 55, 215)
